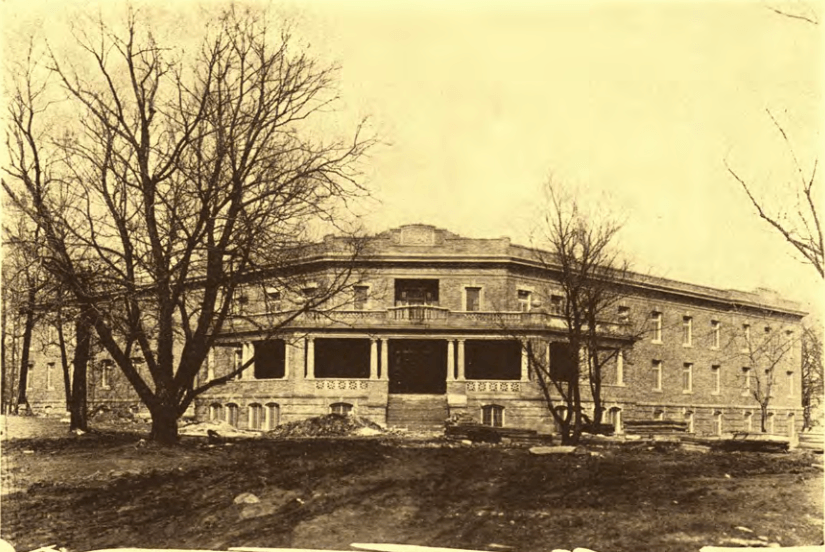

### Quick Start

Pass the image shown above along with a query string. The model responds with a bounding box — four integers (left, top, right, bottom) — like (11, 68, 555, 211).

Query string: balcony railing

(224, 308, 590, 333)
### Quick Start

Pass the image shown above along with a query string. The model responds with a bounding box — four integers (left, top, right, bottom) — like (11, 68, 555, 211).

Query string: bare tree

(517, 181, 637, 445)
(3, 6, 373, 444)
(726, 8, 821, 278)
(801, 323, 823, 429)
(738, 324, 798, 432)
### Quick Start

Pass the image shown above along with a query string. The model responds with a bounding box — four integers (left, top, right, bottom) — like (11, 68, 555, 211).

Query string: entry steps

(386, 394, 448, 431)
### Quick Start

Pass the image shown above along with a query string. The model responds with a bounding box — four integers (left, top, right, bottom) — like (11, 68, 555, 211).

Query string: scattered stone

(266, 414, 385, 438)
(461, 440, 473, 446)
(22, 450, 34, 454)
(681, 443, 710, 453)
(724, 473, 732, 478)
(530, 446, 576, 455)
(551, 549, 571, 552)
(735, 526, 753, 533)
(233, 492, 260, 504)
(488, 543, 513, 549)
(573, 548, 600, 552)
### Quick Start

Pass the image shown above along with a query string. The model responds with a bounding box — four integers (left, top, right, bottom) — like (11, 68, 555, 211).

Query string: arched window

(684, 410, 694, 433)
(226, 403, 240, 427)
(266, 403, 280, 430)
(209, 403, 224, 422)
(608, 407, 623, 434)
(330, 402, 353, 416)
(481, 404, 504, 428)
(787, 413, 796, 439)
(553, 405, 567, 434)
(653, 409, 665, 421)
(767, 411, 775, 434)
(248, 403, 263, 430)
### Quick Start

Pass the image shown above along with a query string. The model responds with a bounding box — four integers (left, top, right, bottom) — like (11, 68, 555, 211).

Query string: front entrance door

(388, 339, 447, 394)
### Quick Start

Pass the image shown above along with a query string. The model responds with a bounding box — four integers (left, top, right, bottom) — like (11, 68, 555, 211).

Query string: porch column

(370, 339, 379, 380)
(283, 338, 290, 380)
(306, 337, 315, 380)
(520, 340, 530, 382)
(380, 338, 389, 380)
(457, 339, 466, 381)
(447, 340, 455, 381)
(240, 342, 254, 380)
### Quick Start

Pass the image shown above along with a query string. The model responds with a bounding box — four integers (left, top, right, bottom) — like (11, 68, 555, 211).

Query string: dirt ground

(1, 417, 823, 552)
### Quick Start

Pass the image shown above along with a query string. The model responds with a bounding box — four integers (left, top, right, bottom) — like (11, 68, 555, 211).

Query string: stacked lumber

(623, 420, 689, 435)
(444, 423, 554, 446)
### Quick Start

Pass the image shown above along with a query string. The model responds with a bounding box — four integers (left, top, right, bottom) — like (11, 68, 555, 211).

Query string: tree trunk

(56, 315, 72, 411)
(149, 402, 180, 445)
(760, 404, 768, 433)
(16, 287, 36, 414)
(70, 309, 91, 432)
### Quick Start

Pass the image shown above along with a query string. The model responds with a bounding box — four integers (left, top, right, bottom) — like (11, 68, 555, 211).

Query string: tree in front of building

(3, 6, 373, 444)
(738, 322, 799, 433)
(801, 323, 823, 429)
(523, 181, 637, 445)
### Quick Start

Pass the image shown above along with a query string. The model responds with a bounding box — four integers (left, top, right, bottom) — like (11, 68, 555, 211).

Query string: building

(193, 224, 806, 437)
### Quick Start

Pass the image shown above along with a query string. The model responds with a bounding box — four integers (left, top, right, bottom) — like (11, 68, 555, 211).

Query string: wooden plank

(350, 544, 491, 552)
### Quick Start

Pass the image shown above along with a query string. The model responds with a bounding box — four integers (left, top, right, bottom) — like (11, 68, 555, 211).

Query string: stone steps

(386, 394, 448, 431)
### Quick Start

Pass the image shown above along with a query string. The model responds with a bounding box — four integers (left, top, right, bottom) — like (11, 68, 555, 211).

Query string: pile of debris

(266, 414, 385, 438)
(623, 420, 689, 437)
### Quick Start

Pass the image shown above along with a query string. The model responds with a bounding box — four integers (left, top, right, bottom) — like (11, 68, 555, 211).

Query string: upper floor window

(651, 311, 662, 343)
(231, 292, 249, 315)
(652, 359, 663, 391)
(395, 279, 439, 306)
(517, 289, 532, 312)
(465, 287, 481, 312)
(742, 367, 751, 395)
(46, 362, 55, 390)
(682, 363, 693, 393)
(549, 294, 564, 315)
(618, 306, 630, 324)
(682, 316, 693, 346)
(742, 324, 751, 352)
(711, 364, 721, 395)
(301, 284, 319, 300)
(711, 320, 720, 349)
(787, 371, 795, 397)
(264, 287, 282, 311)
(353, 285, 369, 310)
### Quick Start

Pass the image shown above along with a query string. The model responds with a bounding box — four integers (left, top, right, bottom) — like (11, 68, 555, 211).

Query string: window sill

(651, 340, 663, 345)
(652, 388, 663, 393)
(603, 383, 627, 388)
(682, 344, 693, 348)
(682, 390, 693, 395)
(711, 391, 720, 396)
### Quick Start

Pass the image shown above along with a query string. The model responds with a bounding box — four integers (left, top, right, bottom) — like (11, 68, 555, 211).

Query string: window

(232, 293, 249, 315)
(714, 411, 723, 436)
(682, 316, 692, 346)
(315, 338, 370, 379)
(481, 404, 504, 427)
(353, 285, 369, 310)
(330, 402, 353, 416)
(517, 289, 532, 312)
(248, 404, 263, 430)
(682, 363, 693, 393)
(209, 403, 224, 421)
(652, 360, 663, 391)
(711, 365, 721, 395)
(788, 413, 796, 439)
(549, 294, 564, 315)
(787, 371, 795, 397)
(711, 320, 720, 349)
(266, 403, 280, 430)
(264, 287, 282, 311)
(46, 362, 55, 390)
(767, 412, 775, 434)
(742, 367, 751, 395)
(764, 325, 772, 335)
(653, 409, 664, 421)
(608, 407, 623, 434)
(101, 360, 112, 389)
(226, 403, 240, 427)
(465, 287, 481, 312)
(25, 362, 33, 391)
(618, 306, 630, 324)
(206, 349, 215, 381)
(742, 324, 751, 351)
(395, 279, 439, 306)
(651, 311, 662, 343)
(684, 410, 694, 433)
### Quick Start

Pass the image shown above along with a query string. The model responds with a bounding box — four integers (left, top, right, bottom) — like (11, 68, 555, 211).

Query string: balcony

(224, 307, 570, 333)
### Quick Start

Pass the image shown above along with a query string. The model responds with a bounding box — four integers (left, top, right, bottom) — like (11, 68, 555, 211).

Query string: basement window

(481, 405, 504, 428)
(330, 402, 353, 416)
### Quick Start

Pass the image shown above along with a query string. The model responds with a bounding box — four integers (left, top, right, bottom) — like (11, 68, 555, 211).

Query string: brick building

(196, 224, 806, 437)
(21, 224, 805, 437)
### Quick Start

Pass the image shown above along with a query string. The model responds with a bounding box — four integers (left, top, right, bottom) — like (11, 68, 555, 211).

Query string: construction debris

(266, 414, 385, 438)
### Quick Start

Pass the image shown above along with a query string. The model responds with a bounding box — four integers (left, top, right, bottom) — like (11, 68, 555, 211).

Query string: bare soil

(1, 417, 822, 552)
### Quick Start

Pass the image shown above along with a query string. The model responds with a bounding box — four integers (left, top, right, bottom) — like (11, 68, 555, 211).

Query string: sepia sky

(3, 0, 823, 313)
